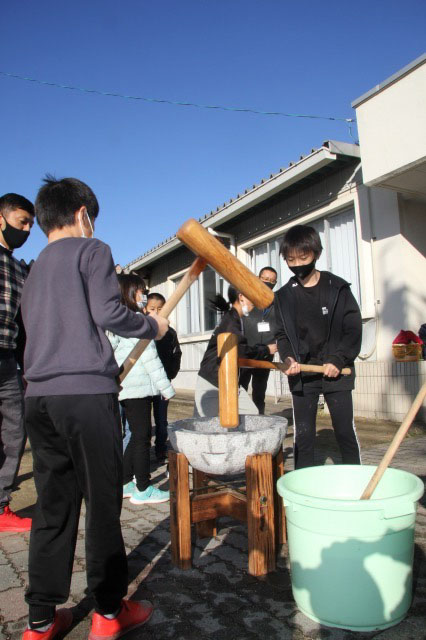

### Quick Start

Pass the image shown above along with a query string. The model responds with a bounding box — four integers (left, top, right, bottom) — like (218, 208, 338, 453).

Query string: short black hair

(0, 193, 34, 217)
(280, 225, 322, 259)
(259, 266, 277, 278)
(35, 175, 99, 235)
(147, 292, 166, 304)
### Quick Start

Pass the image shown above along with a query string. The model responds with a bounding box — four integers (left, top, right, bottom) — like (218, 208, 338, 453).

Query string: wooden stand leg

(169, 451, 192, 569)
(245, 453, 276, 576)
(273, 448, 287, 546)
(193, 469, 217, 539)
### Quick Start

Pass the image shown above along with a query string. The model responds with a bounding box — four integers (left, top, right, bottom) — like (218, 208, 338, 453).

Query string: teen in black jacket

(274, 224, 362, 469)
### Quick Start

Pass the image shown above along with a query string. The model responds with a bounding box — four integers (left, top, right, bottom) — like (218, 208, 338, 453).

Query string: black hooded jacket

(198, 307, 270, 387)
(273, 271, 362, 393)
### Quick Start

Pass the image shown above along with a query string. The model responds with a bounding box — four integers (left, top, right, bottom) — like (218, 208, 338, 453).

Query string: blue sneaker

(123, 481, 136, 498)
(129, 485, 170, 505)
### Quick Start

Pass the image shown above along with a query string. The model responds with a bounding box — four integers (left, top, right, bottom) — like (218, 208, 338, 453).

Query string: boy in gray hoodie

(21, 176, 168, 640)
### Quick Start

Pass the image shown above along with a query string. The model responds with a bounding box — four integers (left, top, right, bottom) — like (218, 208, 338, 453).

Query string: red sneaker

(22, 609, 73, 640)
(89, 600, 153, 640)
(0, 506, 32, 532)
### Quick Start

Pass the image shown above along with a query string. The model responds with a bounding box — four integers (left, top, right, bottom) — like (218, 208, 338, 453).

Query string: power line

(0, 70, 355, 123)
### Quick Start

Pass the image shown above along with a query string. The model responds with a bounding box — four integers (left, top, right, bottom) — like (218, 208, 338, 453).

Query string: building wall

(132, 172, 425, 424)
(355, 61, 426, 188)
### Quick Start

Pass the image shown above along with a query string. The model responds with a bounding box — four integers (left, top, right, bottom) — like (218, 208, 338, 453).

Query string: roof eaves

(126, 140, 360, 270)
(351, 53, 426, 109)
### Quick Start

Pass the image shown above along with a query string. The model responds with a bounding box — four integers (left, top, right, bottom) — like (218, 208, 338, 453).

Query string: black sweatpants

(292, 388, 361, 469)
(239, 368, 271, 415)
(121, 397, 152, 491)
(25, 394, 127, 619)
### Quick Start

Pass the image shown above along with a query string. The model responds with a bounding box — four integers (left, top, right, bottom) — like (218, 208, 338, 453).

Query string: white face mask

(136, 295, 147, 309)
(80, 210, 94, 238)
(241, 304, 250, 317)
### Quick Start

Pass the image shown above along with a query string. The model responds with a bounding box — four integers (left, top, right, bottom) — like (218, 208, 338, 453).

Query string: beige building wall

(355, 60, 426, 192)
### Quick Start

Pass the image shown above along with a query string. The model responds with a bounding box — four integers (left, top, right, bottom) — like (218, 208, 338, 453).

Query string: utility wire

(0, 70, 355, 123)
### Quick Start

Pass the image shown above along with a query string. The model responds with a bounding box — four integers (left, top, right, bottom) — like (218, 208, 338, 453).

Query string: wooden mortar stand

(169, 333, 286, 576)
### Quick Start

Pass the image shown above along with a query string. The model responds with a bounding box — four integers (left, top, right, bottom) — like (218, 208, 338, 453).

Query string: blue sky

(1, 0, 425, 265)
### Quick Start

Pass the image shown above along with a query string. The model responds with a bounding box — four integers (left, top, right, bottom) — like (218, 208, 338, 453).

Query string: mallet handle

(118, 257, 206, 383)
(218, 332, 239, 428)
(360, 381, 426, 500)
(239, 359, 352, 376)
(177, 218, 274, 310)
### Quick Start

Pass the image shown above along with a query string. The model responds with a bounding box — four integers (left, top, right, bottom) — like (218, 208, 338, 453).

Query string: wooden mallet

(239, 359, 352, 376)
(177, 219, 274, 310)
(218, 332, 239, 428)
(118, 256, 206, 383)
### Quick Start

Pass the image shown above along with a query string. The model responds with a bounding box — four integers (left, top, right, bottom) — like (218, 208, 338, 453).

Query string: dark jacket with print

(273, 271, 362, 393)
(198, 307, 270, 387)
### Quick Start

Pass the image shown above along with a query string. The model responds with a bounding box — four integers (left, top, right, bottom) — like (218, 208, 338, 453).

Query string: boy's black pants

(292, 387, 361, 469)
(25, 394, 127, 617)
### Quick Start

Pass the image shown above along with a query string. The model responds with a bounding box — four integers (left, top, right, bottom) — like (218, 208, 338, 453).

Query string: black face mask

(289, 260, 316, 281)
(2, 218, 30, 249)
(263, 281, 276, 290)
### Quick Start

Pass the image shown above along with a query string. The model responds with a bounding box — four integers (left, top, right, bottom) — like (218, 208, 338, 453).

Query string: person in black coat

(239, 266, 278, 414)
(274, 224, 362, 469)
(145, 293, 182, 461)
(195, 286, 275, 417)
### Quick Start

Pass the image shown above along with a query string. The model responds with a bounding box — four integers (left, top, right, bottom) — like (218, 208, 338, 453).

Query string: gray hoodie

(21, 237, 158, 396)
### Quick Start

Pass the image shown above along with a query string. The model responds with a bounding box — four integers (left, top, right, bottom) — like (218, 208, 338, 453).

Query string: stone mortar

(168, 415, 288, 475)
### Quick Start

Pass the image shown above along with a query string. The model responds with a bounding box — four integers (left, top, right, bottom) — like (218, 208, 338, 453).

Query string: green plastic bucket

(277, 465, 424, 631)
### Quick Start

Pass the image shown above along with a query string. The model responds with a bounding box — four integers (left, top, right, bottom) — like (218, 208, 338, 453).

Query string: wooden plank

(191, 491, 231, 523)
(217, 332, 239, 428)
(169, 451, 192, 570)
(193, 469, 217, 538)
(245, 453, 276, 576)
(273, 448, 287, 546)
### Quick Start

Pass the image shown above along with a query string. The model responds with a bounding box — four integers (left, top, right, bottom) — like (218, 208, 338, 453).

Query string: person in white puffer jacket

(108, 273, 175, 505)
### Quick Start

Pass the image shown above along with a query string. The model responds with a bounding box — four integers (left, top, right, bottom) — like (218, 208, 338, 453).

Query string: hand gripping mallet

(118, 257, 206, 383)
(238, 359, 352, 376)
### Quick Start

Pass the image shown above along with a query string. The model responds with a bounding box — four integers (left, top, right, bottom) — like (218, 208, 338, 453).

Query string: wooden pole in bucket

(218, 332, 239, 428)
(360, 381, 426, 500)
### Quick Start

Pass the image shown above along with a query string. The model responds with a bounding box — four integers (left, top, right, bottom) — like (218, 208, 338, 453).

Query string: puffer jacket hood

(108, 331, 175, 401)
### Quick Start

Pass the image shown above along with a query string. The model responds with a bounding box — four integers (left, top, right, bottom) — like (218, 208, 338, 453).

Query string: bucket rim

(277, 465, 425, 511)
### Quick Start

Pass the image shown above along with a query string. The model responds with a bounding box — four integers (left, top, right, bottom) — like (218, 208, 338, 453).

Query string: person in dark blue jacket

(274, 224, 362, 470)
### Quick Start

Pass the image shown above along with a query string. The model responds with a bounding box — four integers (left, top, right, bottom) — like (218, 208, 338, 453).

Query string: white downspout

(208, 228, 236, 255)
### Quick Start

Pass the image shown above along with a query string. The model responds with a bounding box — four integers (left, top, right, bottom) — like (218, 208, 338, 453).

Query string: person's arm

(273, 297, 294, 362)
(238, 336, 271, 360)
(326, 288, 362, 372)
(141, 342, 175, 400)
(84, 241, 162, 339)
(272, 296, 301, 376)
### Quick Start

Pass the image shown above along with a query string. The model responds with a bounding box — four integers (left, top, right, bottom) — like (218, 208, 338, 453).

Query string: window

(175, 266, 226, 335)
(250, 208, 360, 303)
(175, 276, 201, 336)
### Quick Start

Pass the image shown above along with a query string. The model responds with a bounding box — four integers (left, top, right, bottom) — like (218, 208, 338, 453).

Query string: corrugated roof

(126, 139, 360, 269)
